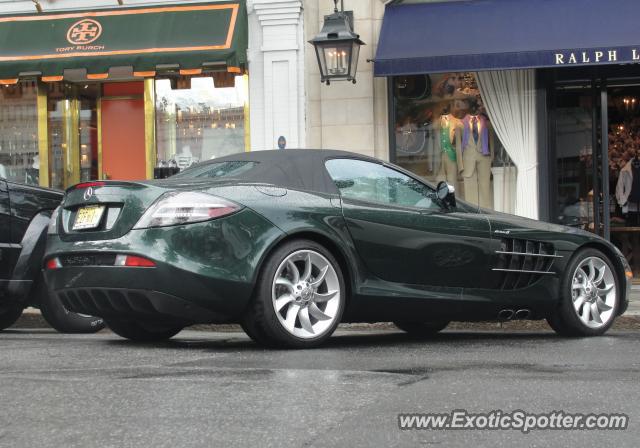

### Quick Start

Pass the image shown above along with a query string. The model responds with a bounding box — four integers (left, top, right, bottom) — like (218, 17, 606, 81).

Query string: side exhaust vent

(493, 238, 561, 289)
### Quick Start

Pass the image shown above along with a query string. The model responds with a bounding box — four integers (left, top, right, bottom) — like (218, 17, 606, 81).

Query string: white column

(249, 0, 305, 150)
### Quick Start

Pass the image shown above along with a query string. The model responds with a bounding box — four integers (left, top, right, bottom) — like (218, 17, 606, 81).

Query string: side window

(325, 158, 439, 210)
(173, 161, 258, 179)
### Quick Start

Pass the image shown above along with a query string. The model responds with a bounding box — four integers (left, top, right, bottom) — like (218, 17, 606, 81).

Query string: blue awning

(374, 0, 640, 76)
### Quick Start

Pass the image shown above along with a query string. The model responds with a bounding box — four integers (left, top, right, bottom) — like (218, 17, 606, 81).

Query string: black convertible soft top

(184, 149, 380, 195)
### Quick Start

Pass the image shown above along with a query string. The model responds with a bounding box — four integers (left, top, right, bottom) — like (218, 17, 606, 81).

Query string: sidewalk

(628, 285, 640, 316)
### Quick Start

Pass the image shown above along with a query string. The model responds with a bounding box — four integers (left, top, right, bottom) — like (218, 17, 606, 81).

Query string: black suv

(1, 179, 104, 333)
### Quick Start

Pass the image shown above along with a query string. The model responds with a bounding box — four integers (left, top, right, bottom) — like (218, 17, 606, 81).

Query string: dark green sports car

(44, 150, 631, 348)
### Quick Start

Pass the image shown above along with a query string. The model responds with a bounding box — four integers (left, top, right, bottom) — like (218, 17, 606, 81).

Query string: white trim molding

(249, 0, 305, 150)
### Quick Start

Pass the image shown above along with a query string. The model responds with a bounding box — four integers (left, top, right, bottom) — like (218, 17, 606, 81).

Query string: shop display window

(155, 75, 248, 172)
(0, 82, 39, 185)
(391, 73, 517, 214)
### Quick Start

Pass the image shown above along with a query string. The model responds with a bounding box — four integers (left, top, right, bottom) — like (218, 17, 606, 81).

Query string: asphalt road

(1, 328, 638, 448)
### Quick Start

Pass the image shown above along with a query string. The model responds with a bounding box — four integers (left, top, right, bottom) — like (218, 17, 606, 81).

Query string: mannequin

(459, 102, 494, 208)
(617, 156, 640, 224)
(436, 106, 462, 192)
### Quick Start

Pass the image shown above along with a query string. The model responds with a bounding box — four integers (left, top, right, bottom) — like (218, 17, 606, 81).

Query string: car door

(325, 158, 494, 289)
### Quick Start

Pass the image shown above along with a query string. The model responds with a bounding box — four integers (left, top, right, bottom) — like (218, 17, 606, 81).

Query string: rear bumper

(44, 209, 285, 324)
(55, 288, 223, 324)
(44, 263, 253, 324)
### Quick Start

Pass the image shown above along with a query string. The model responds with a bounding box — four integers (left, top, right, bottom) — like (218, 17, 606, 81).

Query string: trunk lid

(59, 178, 257, 241)
(60, 180, 173, 241)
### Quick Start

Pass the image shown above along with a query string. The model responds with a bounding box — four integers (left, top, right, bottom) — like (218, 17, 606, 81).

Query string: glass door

(46, 82, 99, 189)
(606, 81, 640, 277)
(552, 81, 606, 236)
(552, 76, 640, 277)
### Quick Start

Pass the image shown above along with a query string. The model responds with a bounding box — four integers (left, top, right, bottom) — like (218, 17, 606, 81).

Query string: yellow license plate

(73, 205, 106, 230)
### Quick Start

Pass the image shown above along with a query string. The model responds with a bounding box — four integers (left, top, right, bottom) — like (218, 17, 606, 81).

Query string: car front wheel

(241, 239, 346, 348)
(547, 248, 619, 336)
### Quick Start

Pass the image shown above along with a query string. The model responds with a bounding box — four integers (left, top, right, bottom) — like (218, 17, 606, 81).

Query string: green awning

(0, 1, 247, 80)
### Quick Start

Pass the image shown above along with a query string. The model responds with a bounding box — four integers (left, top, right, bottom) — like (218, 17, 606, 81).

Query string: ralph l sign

(554, 47, 640, 65)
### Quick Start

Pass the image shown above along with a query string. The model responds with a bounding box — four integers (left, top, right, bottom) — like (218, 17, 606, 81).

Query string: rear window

(173, 161, 258, 179)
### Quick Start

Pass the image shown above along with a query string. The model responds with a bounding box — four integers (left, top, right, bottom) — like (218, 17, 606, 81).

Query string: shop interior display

(393, 72, 509, 210)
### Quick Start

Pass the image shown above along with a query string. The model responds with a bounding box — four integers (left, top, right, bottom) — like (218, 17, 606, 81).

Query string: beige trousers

(461, 148, 493, 209)
(437, 155, 459, 193)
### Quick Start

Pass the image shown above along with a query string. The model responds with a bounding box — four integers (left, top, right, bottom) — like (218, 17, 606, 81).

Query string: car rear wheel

(547, 248, 619, 336)
(241, 239, 345, 348)
(106, 320, 183, 342)
(0, 304, 24, 331)
(394, 321, 449, 337)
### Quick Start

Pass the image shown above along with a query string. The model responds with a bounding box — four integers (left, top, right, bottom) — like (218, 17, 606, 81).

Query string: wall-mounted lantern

(308, 0, 365, 85)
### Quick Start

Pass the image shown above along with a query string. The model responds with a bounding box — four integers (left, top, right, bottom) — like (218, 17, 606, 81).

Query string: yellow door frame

(97, 96, 103, 180)
(36, 82, 49, 187)
(144, 78, 156, 179)
(63, 96, 81, 187)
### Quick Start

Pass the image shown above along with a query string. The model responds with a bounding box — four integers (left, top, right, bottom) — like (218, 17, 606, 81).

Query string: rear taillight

(45, 258, 62, 270)
(133, 191, 241, 229)
(114, 255, 156, 267)
(74, 181, 105, 189)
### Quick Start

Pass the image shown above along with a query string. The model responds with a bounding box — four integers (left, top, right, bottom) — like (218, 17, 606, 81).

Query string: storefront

(0, 1, 248, 189)
(374, 0, 640, 278)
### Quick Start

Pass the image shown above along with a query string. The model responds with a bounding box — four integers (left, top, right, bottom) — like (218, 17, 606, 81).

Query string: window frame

(324, 156, 445, 213)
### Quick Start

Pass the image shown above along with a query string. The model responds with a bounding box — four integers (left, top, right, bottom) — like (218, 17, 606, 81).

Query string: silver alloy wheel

(571, 256, 616, 329)
(272, 249, 341, 339)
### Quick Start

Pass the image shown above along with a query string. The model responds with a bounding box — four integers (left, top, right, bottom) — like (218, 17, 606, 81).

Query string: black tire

(106, 320, 183, 342)
(241, 239, 346, 349)
(38, 283, 105, 334)
(547, 248, 619, 337)
(0, 304, 24, 331)
(394, 321, 449, 337)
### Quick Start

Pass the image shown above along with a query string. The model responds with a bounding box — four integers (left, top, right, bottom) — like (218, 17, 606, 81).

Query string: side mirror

(436, 181, 456, 208)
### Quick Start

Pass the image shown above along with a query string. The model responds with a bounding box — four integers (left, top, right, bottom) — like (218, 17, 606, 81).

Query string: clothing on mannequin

(461, 114, 491, 156)
(616, 158, 640, 214)
(459, 113, 494, 208)
(436, 114, 462, 192)
(628, 158, 640, 203)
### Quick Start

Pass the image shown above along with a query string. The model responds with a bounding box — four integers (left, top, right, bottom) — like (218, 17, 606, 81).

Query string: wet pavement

(1, 328, 638, 448)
